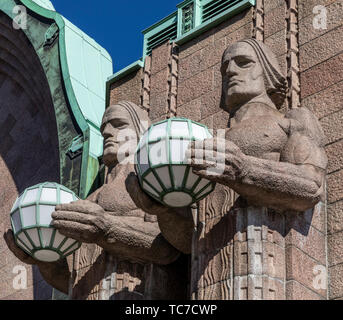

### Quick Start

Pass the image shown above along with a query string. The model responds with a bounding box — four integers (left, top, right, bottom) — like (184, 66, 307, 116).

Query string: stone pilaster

(286, 0, 300, 109)
(253, 0, 264, 41)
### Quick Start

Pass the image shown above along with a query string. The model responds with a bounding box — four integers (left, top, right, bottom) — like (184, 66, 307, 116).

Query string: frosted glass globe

(135, 118, 215, 207)
(10, 182, 81, 262)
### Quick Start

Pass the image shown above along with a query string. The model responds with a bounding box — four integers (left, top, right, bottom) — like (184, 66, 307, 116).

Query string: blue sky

(52, 0, 181, 73)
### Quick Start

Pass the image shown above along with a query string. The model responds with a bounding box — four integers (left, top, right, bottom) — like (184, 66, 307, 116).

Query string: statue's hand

(126, 172, 169, 216)
(51, 199, 111, 244)
(186, 137, 249, 183)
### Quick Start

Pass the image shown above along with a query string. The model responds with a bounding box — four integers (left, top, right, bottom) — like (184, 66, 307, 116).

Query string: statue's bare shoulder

(280, 107, 327, 170)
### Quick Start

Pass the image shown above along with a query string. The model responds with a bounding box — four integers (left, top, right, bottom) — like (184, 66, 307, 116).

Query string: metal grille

(201, 0, 242, 23)
(146, 23, 177, 56)
(182, 3, 195, 34)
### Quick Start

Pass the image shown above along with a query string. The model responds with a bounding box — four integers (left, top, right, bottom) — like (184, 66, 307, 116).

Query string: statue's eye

(236, 57, 253, 68)
(110, 119, 129, 129)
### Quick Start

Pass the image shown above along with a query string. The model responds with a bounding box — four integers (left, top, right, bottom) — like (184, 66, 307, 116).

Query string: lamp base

(33, 249, 60, 262)
(163, 192, 193, 207)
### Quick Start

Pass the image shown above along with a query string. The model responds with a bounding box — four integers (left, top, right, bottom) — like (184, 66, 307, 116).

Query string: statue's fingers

(203, 150, 227, 163)
(55, 202, 84, 212)
(185, 141, 196, 158)
(211, 138, 227, 152)
(51, 211, 96, 225)
(52, 220, 98, 242)
(191, 169, 218, 181)
(191, 157, 217, 168)
(55, 201, 104, 215)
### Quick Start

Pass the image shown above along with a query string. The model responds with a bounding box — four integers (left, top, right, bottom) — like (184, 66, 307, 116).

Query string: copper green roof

(19, 0, 113, 159)
(31, 0, 55, 10)
(0, 0, 113, 198)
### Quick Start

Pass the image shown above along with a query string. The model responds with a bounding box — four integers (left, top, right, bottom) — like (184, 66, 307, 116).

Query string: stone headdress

(101, 101, 150, 139)
(223, 38, 288, 108)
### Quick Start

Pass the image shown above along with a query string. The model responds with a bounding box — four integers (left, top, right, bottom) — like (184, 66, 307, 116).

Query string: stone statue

(187, 39, 327, 213)
(5, 101, 194, 296)
(5, 39, 327, 300)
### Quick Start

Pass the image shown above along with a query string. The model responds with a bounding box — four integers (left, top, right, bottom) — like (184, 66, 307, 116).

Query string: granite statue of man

(5, 101, 193, 298)
(187, 39, 327, 212)
(186, 39, 328, 299)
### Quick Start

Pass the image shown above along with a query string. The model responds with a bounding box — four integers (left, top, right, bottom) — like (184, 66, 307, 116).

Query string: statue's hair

(101, 101, 150, 139)
(222, 38, 288, 108)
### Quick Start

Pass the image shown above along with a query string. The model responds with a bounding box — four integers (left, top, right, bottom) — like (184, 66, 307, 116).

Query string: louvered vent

(145, 20, 177, 56)
(182, 2, 195, 34)
(201, 0, 243, 23)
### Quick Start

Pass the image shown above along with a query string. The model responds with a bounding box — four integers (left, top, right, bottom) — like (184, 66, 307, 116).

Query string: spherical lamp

(10, 182, 81, 262)
(135, 118, 216, 207)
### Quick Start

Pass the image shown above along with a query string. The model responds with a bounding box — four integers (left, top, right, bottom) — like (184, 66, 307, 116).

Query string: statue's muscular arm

(188, 108, 327, 212)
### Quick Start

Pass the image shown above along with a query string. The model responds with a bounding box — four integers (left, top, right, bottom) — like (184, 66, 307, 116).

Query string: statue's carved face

(101, 107, 133, 166)
(221, 42, 266, 111)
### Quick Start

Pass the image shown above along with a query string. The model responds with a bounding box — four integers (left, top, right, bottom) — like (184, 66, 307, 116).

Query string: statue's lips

(228, 79, 243, 87)
(104, 140, 118, 147)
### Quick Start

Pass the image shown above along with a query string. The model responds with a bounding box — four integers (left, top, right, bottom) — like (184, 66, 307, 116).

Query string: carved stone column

(233, 207, 286, 300)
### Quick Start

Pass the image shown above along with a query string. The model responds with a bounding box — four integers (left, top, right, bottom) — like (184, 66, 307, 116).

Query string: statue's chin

(103, 152, 117, 167)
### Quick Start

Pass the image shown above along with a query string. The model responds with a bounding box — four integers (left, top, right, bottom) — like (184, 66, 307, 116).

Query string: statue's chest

(97, 170, 141, 215)
(226, 116, 288, 159)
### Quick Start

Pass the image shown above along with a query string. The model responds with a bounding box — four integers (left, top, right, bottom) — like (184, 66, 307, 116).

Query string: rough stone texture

(302, 80, 343, 120)
(299, 5, 343, 297)
(326, 140, 343, 173)
(298, 0, 337, 20)
(301, 52, 343, 99)
(328, 200, 343, 234)
(149, 91, 168, 120)
(264, 4, 286, 38)
(285, 219, 326, 265)
(286, 246, 326, 298)
(265, 29, 287, 58)
(327, 170, 343, 204)
(329, 263, 343, 299)
(286, 280, 324, 300)
(299, 0, 343, 46)
(151, 42, 171, 75)
(110, 69, 143, 107)
(176, 97, 202, 121)
(320, 109, 343, 145)
(149, 42, 171, 121)
(328, 231, 343, 266)
(150, 68, 169, 94)
(264, 0, 285, 14)
(300, 25, 343, 72)
(178, 68, 214, 106)
(214, 8, 252, 41)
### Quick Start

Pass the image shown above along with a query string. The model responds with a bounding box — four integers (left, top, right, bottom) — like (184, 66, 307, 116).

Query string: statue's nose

(226, 60, 239, 77)
(102, 123, 114, 139)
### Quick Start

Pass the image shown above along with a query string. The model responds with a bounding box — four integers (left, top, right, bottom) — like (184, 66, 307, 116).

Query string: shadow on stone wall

(0, 11, 60, 300)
